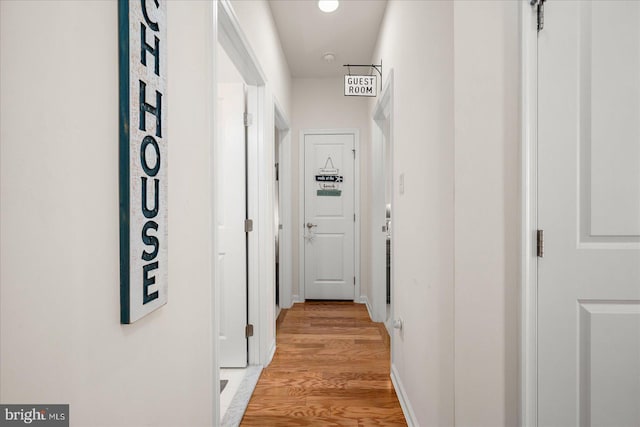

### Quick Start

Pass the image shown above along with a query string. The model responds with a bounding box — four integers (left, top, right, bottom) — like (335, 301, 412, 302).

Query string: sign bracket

(343, 61, 383, 90)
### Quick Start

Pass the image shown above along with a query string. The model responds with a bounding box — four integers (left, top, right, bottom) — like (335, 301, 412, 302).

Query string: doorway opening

(372, 71, 394, 333)
(274, 102, 292, 313)
(215, 0, 274, 424)
(217, 37, 253, 422)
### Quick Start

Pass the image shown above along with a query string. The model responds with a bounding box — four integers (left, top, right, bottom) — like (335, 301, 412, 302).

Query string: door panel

(578, 302, 640, 426)
(538, 2, 640, 425)
(586, 2, 640, 237)
(580, 2, 640, 239)
(304, 133, 355, 300)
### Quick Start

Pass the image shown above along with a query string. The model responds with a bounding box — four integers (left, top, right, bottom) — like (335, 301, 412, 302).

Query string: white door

(217, 81, 247, 368)
(304, 133, 355, 300)
(538, 2, 640, 425)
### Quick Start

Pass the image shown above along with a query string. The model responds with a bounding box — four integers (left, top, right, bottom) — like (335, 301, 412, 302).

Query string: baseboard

(291, 294, 303, 304)
(384, 317, 393, 336)
(391, 363, 418, 427)
(265, 339, 276, 366)
(361, 296, 374, 321)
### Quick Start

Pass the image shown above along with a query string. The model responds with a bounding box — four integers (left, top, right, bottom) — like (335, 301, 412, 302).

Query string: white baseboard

(265, 339, 276, 366)
(385, 318, 393, 336)
(391, 363, 418, 427)
(291, 294, 303, 304)
(361, 296, 374, 321)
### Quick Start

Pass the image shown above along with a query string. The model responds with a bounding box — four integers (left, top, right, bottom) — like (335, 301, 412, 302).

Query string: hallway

(241, 302, 406, 426)
(3, 1, 640, 425)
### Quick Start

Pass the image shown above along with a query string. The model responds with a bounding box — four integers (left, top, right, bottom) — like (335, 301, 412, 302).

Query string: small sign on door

(316, 157, 343, 196)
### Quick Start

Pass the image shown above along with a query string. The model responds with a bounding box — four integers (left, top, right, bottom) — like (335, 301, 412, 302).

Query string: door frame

(371, 70, 394, 327)
(216, 0, 274, 369)
(521, 1, 540, 425)
(274, 99, 292, 309)
(298, 129, 361, 302)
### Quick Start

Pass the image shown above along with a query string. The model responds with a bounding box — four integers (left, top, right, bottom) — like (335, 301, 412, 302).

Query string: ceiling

(268, 0, 388, 78)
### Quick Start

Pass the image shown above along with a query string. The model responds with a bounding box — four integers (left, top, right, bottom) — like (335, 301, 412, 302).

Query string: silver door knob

(306, 222, 317, 229)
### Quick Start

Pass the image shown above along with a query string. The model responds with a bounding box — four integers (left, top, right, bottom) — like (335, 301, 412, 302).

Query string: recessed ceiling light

(318, 0, 339, 13)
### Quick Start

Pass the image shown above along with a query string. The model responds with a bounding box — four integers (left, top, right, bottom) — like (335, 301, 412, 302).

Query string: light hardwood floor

(241, 301, 407, 426)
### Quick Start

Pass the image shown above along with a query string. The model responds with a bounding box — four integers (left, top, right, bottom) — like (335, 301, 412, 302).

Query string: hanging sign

(316, 157, 343, 196)
(119, 0, 168, 324)
(344, 75, 377, 97)
(315, 175, 343, 183)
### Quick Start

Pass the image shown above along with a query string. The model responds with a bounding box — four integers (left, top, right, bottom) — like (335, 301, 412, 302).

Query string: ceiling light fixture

(322, 52, 336, 63)
(318, 0, 339, 13)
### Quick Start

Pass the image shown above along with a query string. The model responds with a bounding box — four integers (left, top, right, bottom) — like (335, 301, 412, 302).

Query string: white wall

(291, 78, 372, 301)
(0, 1, 216, 425)
(370, 1, 521, 426)
(453, 2, 521, 426)
(371, 2, 456, 425)
(230, 0, 292, 117)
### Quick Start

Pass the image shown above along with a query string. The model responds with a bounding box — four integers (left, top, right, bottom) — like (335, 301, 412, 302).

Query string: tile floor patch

(221, 365, 262, 427)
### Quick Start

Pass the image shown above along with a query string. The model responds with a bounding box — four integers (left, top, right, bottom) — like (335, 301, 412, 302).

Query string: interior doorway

(217, 43, 248, 368)
(215, 0, 274, 423)
(372, 72, 394, 332)
(274, 127, 280, 314)
(274, 104, 291, 312)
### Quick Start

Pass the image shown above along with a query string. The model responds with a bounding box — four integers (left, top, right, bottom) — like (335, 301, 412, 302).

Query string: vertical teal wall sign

(119, 0, 168, 324)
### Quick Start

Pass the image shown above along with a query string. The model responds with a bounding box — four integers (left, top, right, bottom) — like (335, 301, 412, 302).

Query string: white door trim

(274, 99, 292, 309)
(217, 0, 266, 86)
(521, 1, 539, 425)
(298, 129, 361, 302)
(208, 1, 219, 422)
(216, 0, 272, 369)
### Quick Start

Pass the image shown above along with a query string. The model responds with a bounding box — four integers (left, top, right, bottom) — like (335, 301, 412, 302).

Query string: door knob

(306, 222, 317, 229)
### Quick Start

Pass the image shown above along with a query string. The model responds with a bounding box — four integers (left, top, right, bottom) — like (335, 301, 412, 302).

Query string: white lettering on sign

(119, 0, 168, 324)
(344, 75, 377, 97)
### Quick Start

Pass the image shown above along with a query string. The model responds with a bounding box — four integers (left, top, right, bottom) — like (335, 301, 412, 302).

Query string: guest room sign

(119, 0, 168, 324)
(344, 75, 377, 97)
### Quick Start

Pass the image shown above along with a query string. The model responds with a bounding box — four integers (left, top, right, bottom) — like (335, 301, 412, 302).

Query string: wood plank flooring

(241, 302, 407, 426)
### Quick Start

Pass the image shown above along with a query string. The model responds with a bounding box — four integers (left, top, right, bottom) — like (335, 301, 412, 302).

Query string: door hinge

(245, 324, 254, 337)
(245, 219, 254, 233)
(531, 0, 546, 32)
(537, 229, 544, 258)
(243, 112, 253, 127)
(353, 149, 356, 159)
(353, 276, 356, 286)
(354, 213, 356, 222)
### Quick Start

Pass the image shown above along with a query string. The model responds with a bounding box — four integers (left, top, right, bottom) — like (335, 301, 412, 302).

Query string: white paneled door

(538, 2, 640, 425)
(304, 133, 355, 300)
(218, 82, 247, 368)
